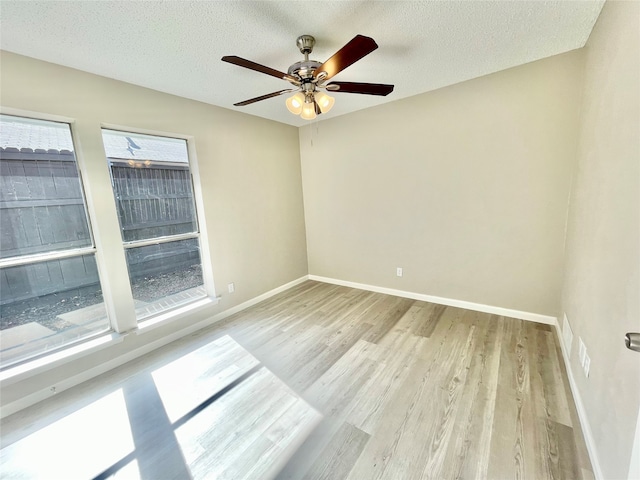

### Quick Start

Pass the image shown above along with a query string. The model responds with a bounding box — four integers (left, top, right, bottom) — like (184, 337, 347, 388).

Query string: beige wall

(561, 1, 640, 478)
(300, 51, 584, 316)
(0, 51, 308, 408)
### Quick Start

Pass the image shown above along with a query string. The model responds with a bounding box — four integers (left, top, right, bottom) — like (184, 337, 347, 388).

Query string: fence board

(20, 207, 40, 250)
(2, 266, 28, 300)
(23, 161, 44, 198)
(39, 161, 58, 200)
(0, 163, 14, 201)
(32, 261, 51, 285)
(1, 209, 26, 252)
(8, 162, 28, 200)
(44, 260, 64, 290)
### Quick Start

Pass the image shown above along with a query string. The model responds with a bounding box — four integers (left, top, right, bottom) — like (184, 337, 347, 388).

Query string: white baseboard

(0, 275, 309, 419)
(308, 275, 557, 325)
(553, 320, 604, 479)
(206, 275, 309, 321)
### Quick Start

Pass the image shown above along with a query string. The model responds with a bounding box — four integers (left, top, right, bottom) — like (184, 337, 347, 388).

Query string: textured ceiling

(0, 1, 604, 127)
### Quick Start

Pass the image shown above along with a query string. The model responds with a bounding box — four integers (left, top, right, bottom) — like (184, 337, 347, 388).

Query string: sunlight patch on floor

(0, 389, 134, 479)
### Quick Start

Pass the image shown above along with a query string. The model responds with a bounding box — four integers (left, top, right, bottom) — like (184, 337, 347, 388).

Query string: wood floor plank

(220, 281, 322, 328)
(228, 282, 341, 339)
(253, 322, 327, 370)
(419, 323, 479, 479)
(278, 286, 355, 333)
(360, 296, 415, 344)
(346, 321, 477, 480)
(301, 422, 370, 480)
(534, 326, 574, 427)
(487, 317, 529, 479)
(438, 312, 503, 480)
(220, 397, 322, 480)
(276, 340, 381, 479)
(304, 339, 381, 414)
(288, 321, 373, 392)
(322, 290, 379, 332)
(174, 368, 298, 478)
(306, 288, 372, 329)
(150, 334, 260, 422)
(398, 302, 447, 338)
(346, 332, 427, 434)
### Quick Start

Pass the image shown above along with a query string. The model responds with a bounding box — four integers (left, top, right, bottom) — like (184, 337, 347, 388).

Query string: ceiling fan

(221, 34, 394, 120)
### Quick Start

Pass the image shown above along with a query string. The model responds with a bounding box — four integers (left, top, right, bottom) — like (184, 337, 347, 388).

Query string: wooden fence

(0, 150, 200, 306)
(0, 150, 91, 259)
(110, 160, 197, 241)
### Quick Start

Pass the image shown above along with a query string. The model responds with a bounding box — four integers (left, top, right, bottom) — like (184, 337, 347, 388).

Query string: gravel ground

(1, 265, 203, 333)
(132, 264, 203, 302)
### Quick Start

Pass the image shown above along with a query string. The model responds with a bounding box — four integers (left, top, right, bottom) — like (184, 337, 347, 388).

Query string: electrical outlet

(578, 337, 587, 366)
(583, 354, 591, 378)
(396, 267, 403, 277)
(228, 283, 235, 293)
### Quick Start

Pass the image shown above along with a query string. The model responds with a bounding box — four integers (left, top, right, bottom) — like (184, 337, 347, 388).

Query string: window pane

(102, 130, 197, 242)
(0, 115, 93, 258)
(126, 239, 205, 321)
(0, 254, 109, 367)
(103, 129, 206, 320)
(0, 115, 108, 367)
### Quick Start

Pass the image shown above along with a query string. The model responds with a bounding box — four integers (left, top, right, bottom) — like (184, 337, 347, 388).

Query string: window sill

(135, 295, 219, 335)
(0, 332, 125, 385)
(0, 296, 219, 389)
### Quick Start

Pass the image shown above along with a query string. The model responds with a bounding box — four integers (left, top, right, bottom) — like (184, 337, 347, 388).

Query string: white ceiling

(0, 1, 604, 127)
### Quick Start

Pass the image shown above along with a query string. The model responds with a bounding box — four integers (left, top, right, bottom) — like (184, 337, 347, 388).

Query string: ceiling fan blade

(233, 89, 295, 106)
(325, 82, 394, 96)
(222, 56, 299, 84)
(313, 35, 378, 81)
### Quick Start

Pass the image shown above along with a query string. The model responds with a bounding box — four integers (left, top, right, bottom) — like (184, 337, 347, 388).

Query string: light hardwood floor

(1, 280, 593, 479)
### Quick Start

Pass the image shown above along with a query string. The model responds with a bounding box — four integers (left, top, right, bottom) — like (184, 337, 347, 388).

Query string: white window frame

(0, 113, 111, 365)
(100, 125, 217, 324)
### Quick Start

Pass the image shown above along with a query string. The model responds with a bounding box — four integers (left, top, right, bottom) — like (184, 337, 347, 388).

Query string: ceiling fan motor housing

(287, 60, 322, 82)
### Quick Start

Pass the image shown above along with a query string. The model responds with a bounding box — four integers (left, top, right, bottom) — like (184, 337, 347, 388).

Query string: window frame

(100, 125, 216, 324)
(0, 113, 111, 367)
(99, 122, 219, 300)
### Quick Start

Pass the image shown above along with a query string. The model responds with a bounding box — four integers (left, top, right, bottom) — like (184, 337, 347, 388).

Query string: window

(0, 117, 212, 369)
(102, 129, 205, 321)
(0, 115, 109, 367)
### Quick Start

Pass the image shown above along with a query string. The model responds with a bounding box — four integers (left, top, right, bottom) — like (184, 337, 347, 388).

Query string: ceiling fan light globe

(314, 92, 335, 113)
(286, 92, 305, 114)
(300, 102, 317, 120)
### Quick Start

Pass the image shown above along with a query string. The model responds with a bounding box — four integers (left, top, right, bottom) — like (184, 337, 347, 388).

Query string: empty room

(0, 1, 638, 479)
